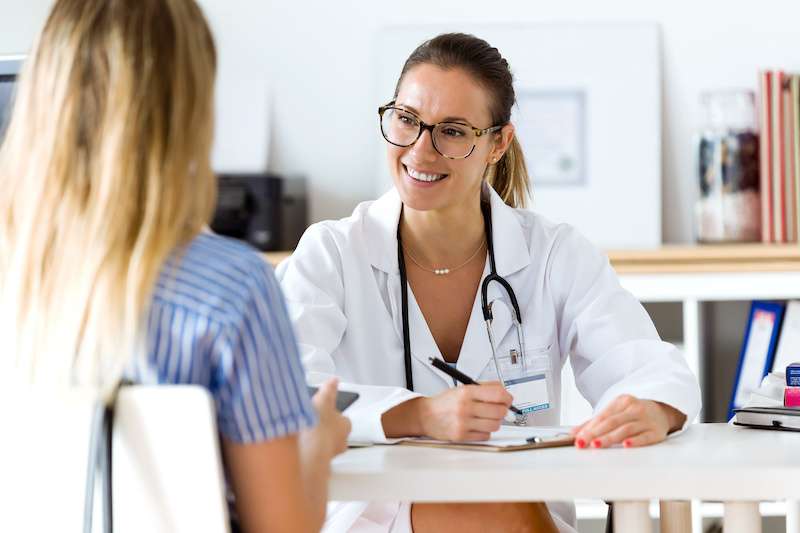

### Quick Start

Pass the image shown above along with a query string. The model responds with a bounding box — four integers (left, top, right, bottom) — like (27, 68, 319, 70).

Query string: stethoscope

(396, 199, 526, 394)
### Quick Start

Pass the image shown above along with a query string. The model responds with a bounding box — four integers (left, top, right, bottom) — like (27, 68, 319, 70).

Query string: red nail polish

(591, 439, 602, 448)
(623, 440, 632, 448)
(576, 438, 585, 448)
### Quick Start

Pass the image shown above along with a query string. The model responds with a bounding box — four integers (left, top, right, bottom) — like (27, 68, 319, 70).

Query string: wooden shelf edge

(607, 244, 800, 263)
(613, 261, 800, 274)
(264, 245, 800, 273)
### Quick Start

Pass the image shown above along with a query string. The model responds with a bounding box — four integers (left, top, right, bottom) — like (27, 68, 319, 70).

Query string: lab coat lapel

(386, 273, 404, 339)
(486, 185, 531, 278)
(363, 188, 402, 275)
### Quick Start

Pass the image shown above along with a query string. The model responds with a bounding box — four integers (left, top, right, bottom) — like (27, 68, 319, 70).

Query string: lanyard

(397, 201, 522, 392)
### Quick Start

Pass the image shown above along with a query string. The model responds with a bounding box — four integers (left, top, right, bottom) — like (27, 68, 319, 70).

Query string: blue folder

(728, 301, 785, 420)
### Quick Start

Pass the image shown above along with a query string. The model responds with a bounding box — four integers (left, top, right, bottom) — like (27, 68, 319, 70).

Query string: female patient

(277, 33, 701, 532)
(0, 1, 348, 532)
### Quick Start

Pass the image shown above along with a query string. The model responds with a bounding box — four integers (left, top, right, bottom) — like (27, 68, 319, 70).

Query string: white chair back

(2, 387, 100, 531)
(1, 385, 230, 533)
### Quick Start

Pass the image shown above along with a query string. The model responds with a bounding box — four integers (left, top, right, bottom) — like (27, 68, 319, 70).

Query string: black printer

(211, 173, 307, 251)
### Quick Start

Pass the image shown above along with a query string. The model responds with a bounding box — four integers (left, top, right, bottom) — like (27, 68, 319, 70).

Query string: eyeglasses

(378, 101, 504, 160)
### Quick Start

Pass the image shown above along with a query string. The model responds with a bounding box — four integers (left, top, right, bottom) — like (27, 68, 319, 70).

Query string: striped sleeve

(213, 259, 317, 443)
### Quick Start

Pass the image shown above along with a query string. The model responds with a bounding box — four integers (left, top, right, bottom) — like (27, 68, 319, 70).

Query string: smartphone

(307, 386, 360, 412)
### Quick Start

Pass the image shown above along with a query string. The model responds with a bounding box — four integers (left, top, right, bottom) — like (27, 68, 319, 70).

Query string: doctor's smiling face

(386, 63, 514, 214)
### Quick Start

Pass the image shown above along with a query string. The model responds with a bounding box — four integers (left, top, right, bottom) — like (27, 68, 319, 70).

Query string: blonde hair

(395, 33, 531, 208)
(0, 0, 217, 396)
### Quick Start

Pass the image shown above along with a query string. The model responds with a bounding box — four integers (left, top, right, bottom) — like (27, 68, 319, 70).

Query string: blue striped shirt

(128, 232, 316, 443)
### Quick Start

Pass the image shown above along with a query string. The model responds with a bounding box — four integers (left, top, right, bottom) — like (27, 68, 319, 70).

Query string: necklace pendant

(434, 268, 450, 275)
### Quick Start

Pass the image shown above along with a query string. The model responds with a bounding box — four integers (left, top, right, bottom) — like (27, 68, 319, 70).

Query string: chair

(1, 385, 230, 532)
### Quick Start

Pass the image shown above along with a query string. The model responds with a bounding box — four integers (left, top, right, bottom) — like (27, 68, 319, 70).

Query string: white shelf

(618, 271, 800, 303)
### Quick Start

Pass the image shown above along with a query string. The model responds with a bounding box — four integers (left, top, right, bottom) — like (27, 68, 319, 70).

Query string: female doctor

(277, 33, 701, 533)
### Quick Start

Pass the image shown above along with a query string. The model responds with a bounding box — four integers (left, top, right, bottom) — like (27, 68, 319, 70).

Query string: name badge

(497, 347, 552, 414)
(504, 374, 550, 413)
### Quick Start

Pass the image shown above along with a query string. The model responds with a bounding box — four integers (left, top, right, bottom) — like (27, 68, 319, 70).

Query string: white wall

(3, 0, 800, 243)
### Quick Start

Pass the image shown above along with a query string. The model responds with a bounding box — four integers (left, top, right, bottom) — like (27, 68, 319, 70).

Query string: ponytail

(486, 136, 530, 208)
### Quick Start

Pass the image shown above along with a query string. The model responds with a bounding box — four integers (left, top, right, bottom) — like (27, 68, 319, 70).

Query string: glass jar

(694, 90, 761, 242)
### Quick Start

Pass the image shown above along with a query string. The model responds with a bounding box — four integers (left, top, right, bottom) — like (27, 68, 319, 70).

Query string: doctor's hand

(570, 394, 686, 449)
(417, 382, 513, 441)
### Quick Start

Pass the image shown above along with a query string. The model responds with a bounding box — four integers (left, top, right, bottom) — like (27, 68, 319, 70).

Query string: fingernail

(623, 439, 632, 448)
(575, 438, 586, 448)
(591, 439, 602, 448)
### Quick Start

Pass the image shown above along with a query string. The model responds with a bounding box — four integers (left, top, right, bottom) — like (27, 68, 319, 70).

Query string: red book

(793, 75, 800, 242)
(786, 79, 798, 242)
(773, 71, 786, 243)
(760, 71, 773, 242)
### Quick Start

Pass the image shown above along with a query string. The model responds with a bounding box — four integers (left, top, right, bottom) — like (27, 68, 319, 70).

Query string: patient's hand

(305, 378, 351, 457)
(570, 394, 686, 449)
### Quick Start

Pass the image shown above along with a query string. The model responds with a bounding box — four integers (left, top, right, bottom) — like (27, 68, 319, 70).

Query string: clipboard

(396, 426, 575, 452)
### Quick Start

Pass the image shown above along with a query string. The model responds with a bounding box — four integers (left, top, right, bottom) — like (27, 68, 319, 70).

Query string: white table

(330, 424, 800, 533)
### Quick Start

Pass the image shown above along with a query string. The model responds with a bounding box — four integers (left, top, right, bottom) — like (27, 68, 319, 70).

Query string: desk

(267, 246, 800, 528)
(330, 424, 800, 533)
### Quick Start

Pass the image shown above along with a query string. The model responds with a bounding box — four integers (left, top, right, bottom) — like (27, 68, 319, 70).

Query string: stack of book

(732, 365, 800, 431)
(759, 71, 800, 243)
(729, 300, 800, 418)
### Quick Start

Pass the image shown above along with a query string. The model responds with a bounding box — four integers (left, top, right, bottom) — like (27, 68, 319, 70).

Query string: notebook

(733, 406, 800, 432)
(397, 425, 574, 452)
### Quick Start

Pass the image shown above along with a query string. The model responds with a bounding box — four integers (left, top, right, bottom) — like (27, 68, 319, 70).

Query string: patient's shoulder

(153, 232, 276, 324)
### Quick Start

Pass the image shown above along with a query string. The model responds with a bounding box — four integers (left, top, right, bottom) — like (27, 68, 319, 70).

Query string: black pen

(428, 357, 524, 416)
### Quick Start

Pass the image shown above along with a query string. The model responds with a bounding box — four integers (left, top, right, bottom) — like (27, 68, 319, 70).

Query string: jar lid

(700, 90, 756, 132)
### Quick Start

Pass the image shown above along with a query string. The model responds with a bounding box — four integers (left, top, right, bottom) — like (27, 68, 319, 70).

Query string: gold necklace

(402, 238, 486, 275)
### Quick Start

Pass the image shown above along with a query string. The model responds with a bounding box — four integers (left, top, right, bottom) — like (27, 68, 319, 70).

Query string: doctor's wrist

(381, 397, 427, 438)
(656, 401, 687, 433)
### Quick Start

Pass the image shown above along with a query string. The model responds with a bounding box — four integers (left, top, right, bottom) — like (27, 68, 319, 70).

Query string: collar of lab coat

(363, 184, 531, 277)
(363, 184, 532, 388)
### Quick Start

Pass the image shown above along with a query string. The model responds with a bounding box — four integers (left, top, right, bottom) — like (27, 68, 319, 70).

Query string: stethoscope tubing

(397, 222, 414, 391)
(479, 201, 523, 324)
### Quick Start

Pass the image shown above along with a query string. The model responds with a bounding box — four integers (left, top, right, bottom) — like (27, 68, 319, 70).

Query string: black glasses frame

(378, 101, 504, 160)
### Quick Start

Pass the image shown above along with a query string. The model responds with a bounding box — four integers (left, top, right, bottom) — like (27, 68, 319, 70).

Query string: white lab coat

(276, 186, 701, 533)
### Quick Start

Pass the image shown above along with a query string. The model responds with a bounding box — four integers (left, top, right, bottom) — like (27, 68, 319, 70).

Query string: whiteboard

(375, 23, 662, 249)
